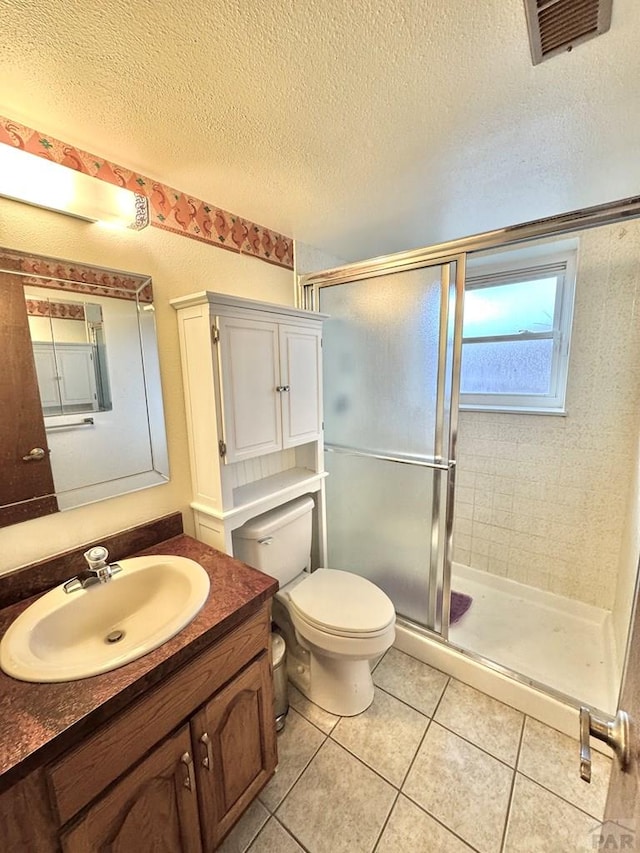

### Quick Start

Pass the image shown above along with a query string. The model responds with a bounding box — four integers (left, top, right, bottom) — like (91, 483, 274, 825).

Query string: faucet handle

(84, 546, 109, 570)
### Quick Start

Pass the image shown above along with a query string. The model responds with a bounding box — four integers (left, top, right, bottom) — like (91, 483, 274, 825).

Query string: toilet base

(289, 652, 375, 717)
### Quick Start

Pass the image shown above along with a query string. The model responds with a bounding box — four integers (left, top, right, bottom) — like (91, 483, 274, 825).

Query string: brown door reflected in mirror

(0, 272, 58, 526)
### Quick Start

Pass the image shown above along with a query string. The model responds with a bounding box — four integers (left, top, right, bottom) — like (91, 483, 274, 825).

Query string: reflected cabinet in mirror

(0, 247, 169, 528)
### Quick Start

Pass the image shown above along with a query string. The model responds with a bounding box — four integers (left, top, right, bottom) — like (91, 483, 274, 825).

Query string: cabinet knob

(199, 732, 214, 771)
(180, 751, 196, 791)
(276, 385, 290, 392)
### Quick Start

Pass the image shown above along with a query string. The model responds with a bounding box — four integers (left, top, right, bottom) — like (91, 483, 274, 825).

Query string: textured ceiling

(1, 0, 639, 261)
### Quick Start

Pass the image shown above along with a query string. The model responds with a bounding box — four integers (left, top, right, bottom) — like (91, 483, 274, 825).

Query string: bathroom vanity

(0, 533, 278, 851)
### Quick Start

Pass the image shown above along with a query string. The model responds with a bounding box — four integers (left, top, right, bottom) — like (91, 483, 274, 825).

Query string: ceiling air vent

(524, 0, 613, 65)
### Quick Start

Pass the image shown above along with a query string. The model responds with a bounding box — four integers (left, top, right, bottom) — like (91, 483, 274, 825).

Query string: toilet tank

(232, 496, 314, 585)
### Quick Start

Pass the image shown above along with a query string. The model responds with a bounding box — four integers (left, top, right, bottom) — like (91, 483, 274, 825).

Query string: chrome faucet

(63, 546, 122, 594)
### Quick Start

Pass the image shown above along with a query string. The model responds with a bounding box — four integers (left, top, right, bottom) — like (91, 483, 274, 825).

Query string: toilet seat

(286, 568, 395, 638)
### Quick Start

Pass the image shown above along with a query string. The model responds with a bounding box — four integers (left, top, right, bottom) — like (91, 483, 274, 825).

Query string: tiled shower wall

(452, 220, 640, 610)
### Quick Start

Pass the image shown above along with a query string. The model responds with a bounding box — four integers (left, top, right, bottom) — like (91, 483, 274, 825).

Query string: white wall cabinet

(279, 324, 324, 447)
(217, 317, 322, 462)
(33, 342, 98, 413)
(172, 292, 327, 554)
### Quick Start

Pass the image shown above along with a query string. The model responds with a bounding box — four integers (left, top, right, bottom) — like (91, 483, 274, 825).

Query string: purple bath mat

(450, 591, 473, 624)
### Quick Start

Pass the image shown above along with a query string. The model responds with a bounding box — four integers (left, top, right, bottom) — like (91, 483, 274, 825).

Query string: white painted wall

(28, 314, 87, 343)
(0, 195, 295, 573)
(453, 220, 640, 611)
(295, 241, 345, 279)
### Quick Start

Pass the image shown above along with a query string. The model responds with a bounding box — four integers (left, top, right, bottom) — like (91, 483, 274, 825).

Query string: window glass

(463, 277, 557, 338)
(459, 251, 576, 412)
(461, 338, 554, 395)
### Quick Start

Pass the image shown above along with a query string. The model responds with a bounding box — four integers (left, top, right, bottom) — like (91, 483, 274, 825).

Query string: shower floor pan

(449, 563, 618, 714)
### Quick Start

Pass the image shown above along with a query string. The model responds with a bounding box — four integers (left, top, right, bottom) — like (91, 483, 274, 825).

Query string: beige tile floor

(219, 648, 614, 853)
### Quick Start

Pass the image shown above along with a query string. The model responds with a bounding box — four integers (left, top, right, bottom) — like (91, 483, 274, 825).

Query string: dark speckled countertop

(0, 534, 278, 794)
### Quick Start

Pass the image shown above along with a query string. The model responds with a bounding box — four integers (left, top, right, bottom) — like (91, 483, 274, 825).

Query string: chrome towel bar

(45, 417, 95, 431)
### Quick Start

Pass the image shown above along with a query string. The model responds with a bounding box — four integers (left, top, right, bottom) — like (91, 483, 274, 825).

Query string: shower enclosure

(300, 195, 640, 721)
(316, 259, 463, 636)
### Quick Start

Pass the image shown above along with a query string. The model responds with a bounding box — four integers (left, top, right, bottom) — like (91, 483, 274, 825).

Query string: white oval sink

(0, 555, 210, 682)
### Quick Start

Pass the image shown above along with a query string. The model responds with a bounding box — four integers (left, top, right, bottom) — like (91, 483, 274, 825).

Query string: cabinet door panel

(61, 726, 202, 853)
(217, 317, 282, 462)
(279, 324, 322, 447)
(192, 653, 277, 849)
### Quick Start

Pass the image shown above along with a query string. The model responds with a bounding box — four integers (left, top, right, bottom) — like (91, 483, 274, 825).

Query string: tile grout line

(374, 680, 448, 720)
(245, 813, 313, 853)
(394, 675, 511, 853)
(516, 715, 608, 822)
(276, 708, 402, 851)
(376, 654, 532, 728)
(326, 725, 411, 791)
(397, 675, 451, 790)
(399, 788, 485, 853)
(370, 790, 401, 853)
(272, 814, 314, 853)
(265, 725, 329, 817)
(290, 704, 341, 737)
(515, 768, 608, 823)
(499, 712, 526, 853)
(371, 676, 460, 853)
(370, 649, 388, 674)
(376, 678, 523, 772)
(395, 674, 490, 853)
(387, 645, 450, 673)
(279, 669, 596, 852)
(290, 688, 435, 800)
(429, 716, 522, 771)
(323, 676, 451, 792)
(234, 810, 268, 853)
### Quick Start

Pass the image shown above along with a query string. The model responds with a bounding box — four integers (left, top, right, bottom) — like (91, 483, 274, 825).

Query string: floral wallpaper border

(0, 116, 294, 271)
(0, 247, 153, 303)
(25, 298, 86, 320)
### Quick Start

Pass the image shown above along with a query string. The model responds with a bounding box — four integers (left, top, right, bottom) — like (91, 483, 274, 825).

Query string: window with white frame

(460, 251, 576, 413)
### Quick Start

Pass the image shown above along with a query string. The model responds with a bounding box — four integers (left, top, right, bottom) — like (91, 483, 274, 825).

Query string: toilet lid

(288, 569, 395, 635)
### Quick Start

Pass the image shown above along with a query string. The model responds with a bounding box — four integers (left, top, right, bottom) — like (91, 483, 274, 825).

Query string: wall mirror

(26, 292, 114, 417)
(0, 247, 169, 528)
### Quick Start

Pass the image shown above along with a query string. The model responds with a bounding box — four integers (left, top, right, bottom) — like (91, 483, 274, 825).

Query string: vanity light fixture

(0, 143, 149, 230)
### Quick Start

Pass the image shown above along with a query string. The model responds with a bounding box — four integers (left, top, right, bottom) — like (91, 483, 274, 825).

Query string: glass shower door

(318, 258, 463, 634)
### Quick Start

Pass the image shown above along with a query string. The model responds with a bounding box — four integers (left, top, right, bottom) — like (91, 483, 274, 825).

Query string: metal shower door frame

(300, 193, 640, 716)
(305, 253, 465, 638)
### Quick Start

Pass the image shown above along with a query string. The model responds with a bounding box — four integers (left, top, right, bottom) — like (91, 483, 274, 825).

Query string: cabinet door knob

(276, 385, 290, 392)
(199, 732, 214, 771)
(180, 751, 196, 790)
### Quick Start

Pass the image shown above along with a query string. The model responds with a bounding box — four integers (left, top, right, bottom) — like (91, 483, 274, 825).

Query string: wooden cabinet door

(61, 726, 202, 853)
(191, 653, 277, 849)
(217, 316, 282, 462)
(279, 324, 323, 448)
(0, 273, 58, 527)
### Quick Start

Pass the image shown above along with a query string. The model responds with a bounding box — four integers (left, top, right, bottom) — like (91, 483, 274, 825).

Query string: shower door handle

(579, 706, 630, 783)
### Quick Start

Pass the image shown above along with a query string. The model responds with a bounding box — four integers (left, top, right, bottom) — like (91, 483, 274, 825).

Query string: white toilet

(232, 496, 396, 716)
